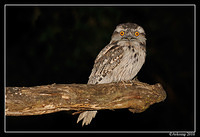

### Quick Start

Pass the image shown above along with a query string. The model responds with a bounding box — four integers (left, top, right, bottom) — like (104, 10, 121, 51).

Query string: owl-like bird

(77, 23, 147, 126)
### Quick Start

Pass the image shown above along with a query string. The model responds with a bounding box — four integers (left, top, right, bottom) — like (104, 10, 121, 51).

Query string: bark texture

(5, 80, 166, 116)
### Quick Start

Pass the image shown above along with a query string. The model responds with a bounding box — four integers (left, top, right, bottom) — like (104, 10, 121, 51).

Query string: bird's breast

(109, 42, 146, 82)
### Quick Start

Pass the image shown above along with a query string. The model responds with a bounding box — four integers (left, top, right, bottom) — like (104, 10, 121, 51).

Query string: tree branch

(5, 80, 166, 116)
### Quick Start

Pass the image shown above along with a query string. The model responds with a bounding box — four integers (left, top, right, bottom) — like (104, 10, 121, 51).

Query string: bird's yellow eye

(135, 31, 140, 36)
(120, 31, 125, 36)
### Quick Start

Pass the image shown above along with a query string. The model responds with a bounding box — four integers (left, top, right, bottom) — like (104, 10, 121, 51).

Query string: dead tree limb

(5, 80, 166, 116)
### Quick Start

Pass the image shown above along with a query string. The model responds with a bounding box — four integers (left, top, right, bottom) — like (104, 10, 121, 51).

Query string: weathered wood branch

(5, 80, 166, 116)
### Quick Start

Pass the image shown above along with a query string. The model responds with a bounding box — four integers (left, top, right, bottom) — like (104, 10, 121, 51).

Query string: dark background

(5, 5, 194, 131)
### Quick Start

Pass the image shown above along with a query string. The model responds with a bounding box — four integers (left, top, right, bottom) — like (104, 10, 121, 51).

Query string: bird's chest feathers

(110, 41, 146, 81)
(121, 44, 145, 67)
(119, 41, 146, 61)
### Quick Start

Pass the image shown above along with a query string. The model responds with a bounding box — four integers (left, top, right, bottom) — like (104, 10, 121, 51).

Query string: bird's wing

(88, 42, 124, 84)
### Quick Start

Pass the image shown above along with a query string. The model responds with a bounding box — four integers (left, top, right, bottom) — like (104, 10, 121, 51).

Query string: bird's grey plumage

(77, 23, 147, 126)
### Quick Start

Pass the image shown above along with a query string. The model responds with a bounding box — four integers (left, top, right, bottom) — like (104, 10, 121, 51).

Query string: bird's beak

(125, 36, 135, 41)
